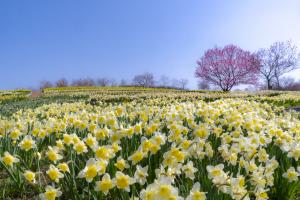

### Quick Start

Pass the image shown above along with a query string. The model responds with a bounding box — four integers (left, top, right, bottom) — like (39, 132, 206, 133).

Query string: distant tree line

(39, 40, 300, 92)
(265, 77, 300, 91)
(39, 73, 189, 90)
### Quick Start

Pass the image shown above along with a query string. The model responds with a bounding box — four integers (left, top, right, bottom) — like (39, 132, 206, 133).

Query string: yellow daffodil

(46, 165, 64, 183)
(0, 151, 19, 167)
(78, 158, 101, 182)
(95, 173, 114, 195)
(39, 185, 62, 200)
(23, 170, 36, 183)
(19, 135, 36, 151)
(113, 171, 135, 192)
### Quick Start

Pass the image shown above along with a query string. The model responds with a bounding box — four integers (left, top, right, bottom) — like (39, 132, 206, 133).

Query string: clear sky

(0, 0, 300, 90)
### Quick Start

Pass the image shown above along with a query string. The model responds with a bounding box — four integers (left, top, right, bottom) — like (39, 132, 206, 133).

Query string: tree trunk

(267, 79, 272, 90)
(275, 76, 280, 90)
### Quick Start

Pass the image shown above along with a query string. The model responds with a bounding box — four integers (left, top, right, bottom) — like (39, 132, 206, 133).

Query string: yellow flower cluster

(0, 89, 31, 102)
(0, 96, 299, 199)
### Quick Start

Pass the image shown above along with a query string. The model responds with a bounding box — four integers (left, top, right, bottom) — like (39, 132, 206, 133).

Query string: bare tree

(40, 80, 53, 90)
(257, 41, 299, 89)
(159, 75, 170, 87)
(119, 79, 128, 86)
(71, 79, 83, 86)
(72, 78, 95, 86)
(171, 79, 179, 88)
(97, 78, 110, 86)
(83, 78, 95, 86)
(278, 77, 300, 91)
(132, 73, 155, 87)
(109, 78, 118, 86)
(55, 78, 68, 87)
(256, 49, 276, 89)
(280, 77, 295, 89)
(198, 80, 210, 90)
(178, 79, 189, 90)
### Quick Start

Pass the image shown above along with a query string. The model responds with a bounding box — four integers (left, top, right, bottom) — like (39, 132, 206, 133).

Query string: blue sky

(0, 0, 300, 89)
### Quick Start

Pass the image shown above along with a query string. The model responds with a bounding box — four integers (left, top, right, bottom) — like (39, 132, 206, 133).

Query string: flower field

(0, 90, 31, 102)
(0, 88, 300, 199)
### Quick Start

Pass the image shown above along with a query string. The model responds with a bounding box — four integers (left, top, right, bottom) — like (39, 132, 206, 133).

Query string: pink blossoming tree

(195, 45, 260, 91)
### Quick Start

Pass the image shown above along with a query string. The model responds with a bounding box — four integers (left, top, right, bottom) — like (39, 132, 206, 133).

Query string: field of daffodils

(0, 88, 299, 199)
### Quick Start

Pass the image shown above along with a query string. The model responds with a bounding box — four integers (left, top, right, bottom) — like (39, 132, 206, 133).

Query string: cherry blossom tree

(195, 45, 260, 91)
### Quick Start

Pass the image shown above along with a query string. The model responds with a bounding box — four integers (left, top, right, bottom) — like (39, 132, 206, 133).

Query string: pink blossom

(195, 45, 260, 91)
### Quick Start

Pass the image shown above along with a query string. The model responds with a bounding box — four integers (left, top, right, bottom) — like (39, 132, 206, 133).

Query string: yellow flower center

(131, 152, 143, 164)
(193, 191, 206, 200)
(158, 185, 171, 198)
(58, 163, 69, 172)
(3, 155, 14, 166)
(259, 192, 268, 198)
(48, 151, 58, 162)
(45, 190, 57, 200)
(48, 169, 59, 181)
(75, 143, 85, 153)
(24, 171, 35, 182)
(86, 165, 97, 179)
(86, 137, 95, 147)
(211, 169, 221, 176)
(99, 179, 113, 192)
(22, 140, 33, 150)
(95, 147, 109, 160)
(116, 176, 129, 189)
(115, 160, 126, 171)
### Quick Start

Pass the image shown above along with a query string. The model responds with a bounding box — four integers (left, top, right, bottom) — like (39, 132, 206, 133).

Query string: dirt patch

(29, 91, 41, 99)
(289, 107, 300, 112)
